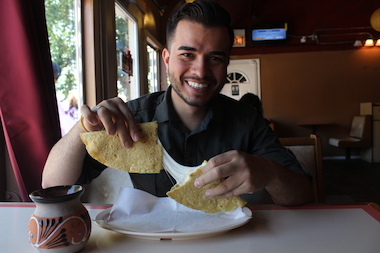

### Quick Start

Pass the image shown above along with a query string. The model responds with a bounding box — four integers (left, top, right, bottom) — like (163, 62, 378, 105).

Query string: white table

(1, 203, 379, 253)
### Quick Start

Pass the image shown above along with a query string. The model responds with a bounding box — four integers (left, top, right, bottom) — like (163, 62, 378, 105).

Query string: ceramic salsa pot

(28, 185, 91, 253)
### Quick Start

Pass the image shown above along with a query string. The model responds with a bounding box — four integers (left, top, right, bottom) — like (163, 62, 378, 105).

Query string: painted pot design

(28, 185, 91, 253)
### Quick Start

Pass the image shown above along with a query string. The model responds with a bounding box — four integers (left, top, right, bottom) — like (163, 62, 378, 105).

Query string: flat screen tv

(251, 23, 287, 45)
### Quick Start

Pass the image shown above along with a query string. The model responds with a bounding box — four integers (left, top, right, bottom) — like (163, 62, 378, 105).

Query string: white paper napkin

(97, 187, 252, 233)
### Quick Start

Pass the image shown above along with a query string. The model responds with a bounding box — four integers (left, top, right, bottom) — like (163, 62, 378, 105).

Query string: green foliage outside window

(45, 0, 77, 101)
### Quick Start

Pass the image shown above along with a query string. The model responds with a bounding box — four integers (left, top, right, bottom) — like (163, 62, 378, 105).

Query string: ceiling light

(364, 38, 374, 47)
(375, 39, 380, 46)
(353, 40, 362, 47)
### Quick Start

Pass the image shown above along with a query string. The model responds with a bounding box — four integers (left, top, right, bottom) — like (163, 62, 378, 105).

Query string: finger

(201, 152, 234, 174)
(204, 177, 245, 198)
(94, 105, 116, 135)
(114, 115, 134, 147)
(94, 98, 128, 135)
(195, 152, 234, 188)
(79, 105, 102, 131)
(105, 99, 140, 147)
(97, 98, 141, 147)
(84, 98, 142, 148)
(116, 101, 142, 142)
(206, 168, 261, 198)
(194, 162, 230, 188)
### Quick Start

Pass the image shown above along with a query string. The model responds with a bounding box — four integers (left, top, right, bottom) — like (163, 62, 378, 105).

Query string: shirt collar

(153, 86, 224, 132)
(153, 87, 172, 124)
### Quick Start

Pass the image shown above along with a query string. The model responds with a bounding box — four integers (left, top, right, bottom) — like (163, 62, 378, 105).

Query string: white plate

(95, 208, 251, 240)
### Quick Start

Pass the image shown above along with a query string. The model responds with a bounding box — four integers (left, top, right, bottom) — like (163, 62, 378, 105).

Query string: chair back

(350, 115, 372, 140)
(279, 134, 324, 203)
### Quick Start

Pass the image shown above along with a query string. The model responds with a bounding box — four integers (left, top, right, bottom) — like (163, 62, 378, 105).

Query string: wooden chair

(279, 134, 324, 203)
(329, 115, 372, 159)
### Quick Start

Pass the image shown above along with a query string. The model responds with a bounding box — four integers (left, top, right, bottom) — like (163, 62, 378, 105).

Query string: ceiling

(149, 0, 380, 54)
(152, 0, 380, 38)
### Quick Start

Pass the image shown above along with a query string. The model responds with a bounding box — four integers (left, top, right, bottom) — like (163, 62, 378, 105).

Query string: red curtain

(0, 0, 61, 201)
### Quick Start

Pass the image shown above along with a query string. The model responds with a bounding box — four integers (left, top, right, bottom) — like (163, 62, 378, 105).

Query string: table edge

(249, 202, 380, 222)
(1, 202, 379, 222)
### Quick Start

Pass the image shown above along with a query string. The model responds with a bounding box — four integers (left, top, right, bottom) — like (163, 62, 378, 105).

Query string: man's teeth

(187, 81, 209, 89)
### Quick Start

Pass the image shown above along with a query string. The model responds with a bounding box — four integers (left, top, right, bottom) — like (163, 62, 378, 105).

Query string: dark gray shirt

(79, 87, 308, 203)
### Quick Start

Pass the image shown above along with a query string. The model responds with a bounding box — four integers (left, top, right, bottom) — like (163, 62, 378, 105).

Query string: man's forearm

(42, 122, 87, 188)
(265, 161, 314, 205)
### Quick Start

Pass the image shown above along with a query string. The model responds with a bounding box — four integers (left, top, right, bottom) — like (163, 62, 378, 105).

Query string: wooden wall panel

(233, 48, 380, 157)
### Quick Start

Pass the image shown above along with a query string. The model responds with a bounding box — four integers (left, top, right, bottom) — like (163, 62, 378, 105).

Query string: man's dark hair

(166, 0, 234, 49)
(240, 93, 263, 116)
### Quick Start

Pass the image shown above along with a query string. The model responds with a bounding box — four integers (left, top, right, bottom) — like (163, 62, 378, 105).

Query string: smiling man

(43, 0, 314, 205)
(163, 19, 231, 131)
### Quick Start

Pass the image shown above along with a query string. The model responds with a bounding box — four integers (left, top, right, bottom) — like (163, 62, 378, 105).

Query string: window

(45, 0, 82, 135)
(147, 44, 159, 93)
(226, 72, 248, 83)
(115, 4, 139, 102)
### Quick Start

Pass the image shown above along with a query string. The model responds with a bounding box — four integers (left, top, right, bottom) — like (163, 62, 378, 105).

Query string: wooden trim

(82, 0, 97, 107)
(82, 0, 118, 107)
(98, 0, 117, 100)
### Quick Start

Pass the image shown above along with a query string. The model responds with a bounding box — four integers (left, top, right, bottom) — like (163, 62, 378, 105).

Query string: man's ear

(162, 48, 170, 70)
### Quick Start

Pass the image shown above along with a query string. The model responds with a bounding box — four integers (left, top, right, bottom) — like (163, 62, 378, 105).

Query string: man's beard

(168, 72, 224, 108)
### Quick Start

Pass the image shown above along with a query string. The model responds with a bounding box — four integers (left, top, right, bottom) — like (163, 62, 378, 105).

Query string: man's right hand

(80, 97, 142, 147)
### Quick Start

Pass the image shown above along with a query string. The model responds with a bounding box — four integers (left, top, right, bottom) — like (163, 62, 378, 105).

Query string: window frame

(146, 30, 163, 93)
(115, 3, 140, 101)
(82, 0, 147, 106)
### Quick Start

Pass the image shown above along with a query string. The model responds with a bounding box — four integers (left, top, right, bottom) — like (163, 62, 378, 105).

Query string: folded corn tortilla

(80, 121, 163, 174)
(167, 163, 247, 213)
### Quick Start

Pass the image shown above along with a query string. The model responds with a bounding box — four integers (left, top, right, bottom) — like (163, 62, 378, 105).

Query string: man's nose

(191, 57, 210, 78)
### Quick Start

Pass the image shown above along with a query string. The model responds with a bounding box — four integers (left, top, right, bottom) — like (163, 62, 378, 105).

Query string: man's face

(163, 20, 230, 108)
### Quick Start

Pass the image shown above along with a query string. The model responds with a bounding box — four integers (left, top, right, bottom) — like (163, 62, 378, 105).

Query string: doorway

(220, 59, 261, 100)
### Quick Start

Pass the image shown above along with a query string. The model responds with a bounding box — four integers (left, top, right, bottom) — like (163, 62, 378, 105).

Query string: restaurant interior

(1, 0, 380, 205)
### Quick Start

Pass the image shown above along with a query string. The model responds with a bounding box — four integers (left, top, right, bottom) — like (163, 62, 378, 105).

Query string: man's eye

(210, 56, 224, 63)
(181, 53, 193, 58)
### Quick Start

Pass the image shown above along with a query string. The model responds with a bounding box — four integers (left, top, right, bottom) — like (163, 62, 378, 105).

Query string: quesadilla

(167, 163, 247, 213)
(80, 121, 162, 174)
